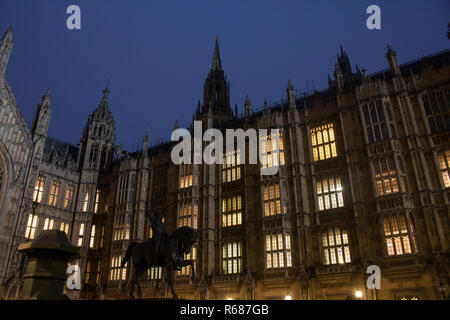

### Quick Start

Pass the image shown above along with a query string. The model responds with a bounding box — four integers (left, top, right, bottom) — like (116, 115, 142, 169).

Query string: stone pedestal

(17, 230, 79, 300)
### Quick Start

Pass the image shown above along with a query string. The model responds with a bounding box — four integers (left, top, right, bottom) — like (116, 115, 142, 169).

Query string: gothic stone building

(0, 27, 449, 300)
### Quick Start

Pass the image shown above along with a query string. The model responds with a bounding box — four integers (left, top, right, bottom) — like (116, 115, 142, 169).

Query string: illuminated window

(316, 176, 344, 210)
(422, 91, 450, 134)
(99, 226, 105, 248)
(33, 176, 45, 203)
(222, 242, 242, 274)
(437, 150, 450, 188)
(265, 233, 292, 269)
(25, 214, 38, 239)
(147, 267, 162, 280)
(311, 123, 337, 162)
(96, 261, 101, 284)
(48, 182, 60, 207)
(85, 261, 91, 284)
(89, 225, 96, 248)
(177, 247, 197, 276)
(110, 255, 126, 281)
(78, 223, 85, 246)
(222, 150, 241, 182)
(60, 221, 69, 235)
(178, 202, 198, 229)
(94, 190, 100, 213)
(383, 213, 418, 256)
(222, 195, 242, 227)
(263, 183, 286, 216)
(321, 227, 351, 265)
(362, 101, 396, 143)
(117, 174, 130, 204)
(82, 191, 89, 212)
(179, 164, 193, 189)
(373, 156, 406, 196)
(64, 185, 74, 210)
(43, 218, 54, 230)
(260, 131, 285, 169)
(113, 214, 130, 241)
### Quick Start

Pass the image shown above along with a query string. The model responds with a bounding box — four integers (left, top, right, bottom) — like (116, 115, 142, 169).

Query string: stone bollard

(17, 229, 79, 300)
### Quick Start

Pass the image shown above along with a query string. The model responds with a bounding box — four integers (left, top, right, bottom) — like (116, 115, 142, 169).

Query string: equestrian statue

(121, 201, 198, 299)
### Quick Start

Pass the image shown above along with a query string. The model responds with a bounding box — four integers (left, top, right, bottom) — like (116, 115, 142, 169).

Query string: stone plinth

(17, 230, 79, 300)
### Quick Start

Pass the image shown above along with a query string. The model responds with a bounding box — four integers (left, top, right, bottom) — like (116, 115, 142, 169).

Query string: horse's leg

(129, 268, 136, 300)
(166, 267, 178, 300)
(135, 267, 146, 299)
(189, 259, 196, 283)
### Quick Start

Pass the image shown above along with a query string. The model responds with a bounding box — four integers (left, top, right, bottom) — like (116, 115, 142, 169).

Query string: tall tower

(0, 26, 13, 76)
(78, 84, 116, 171)
(197, 36, 233, 125)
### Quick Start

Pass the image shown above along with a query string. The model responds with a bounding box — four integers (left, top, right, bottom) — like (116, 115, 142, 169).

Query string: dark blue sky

(0, 1, 449, 151)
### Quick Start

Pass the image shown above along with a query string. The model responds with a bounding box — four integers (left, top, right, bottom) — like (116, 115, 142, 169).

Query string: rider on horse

(146, 208, 165, 263)
(145, 203, 182, 270)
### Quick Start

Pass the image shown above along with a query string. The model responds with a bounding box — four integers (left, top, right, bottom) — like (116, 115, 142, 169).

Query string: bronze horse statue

(121, 226, 198, 299)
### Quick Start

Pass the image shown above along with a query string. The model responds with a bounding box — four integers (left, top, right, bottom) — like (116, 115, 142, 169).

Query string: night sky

(0, 0, 448, 151)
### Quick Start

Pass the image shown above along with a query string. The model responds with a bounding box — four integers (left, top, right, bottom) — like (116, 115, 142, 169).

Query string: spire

(244, 92, 252, 118)
(101, 81, 110, 107)
(142, 128, 149, 157)
(287, 79, 296, 109)
(211, 34, 222, 71)
(0, 26, 14, 75)
(386, 44, 400, 76)
(32, 88, 53, 138)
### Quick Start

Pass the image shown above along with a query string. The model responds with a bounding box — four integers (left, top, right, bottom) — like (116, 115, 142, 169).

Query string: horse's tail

(121, 242, 138, 268)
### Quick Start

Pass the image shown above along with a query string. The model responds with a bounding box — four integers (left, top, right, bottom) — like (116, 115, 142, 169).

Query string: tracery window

(33, 175, 45, 203)
(43, 218, 54, 230)
(222, 242, 242, 275)
(64, 186, 74, 210)
(60, 221, 69, 235)
(260, 131, 285, 169)
(263, 183, 286, 216)
(265, 233, 292, 269)
(310, 123, 337, 161)
(383, 213, 418, 256)
(178, 201, 198, 229)
(321, 227, 351, 265)
(362, 101, 396, 143)
(25, 214, 39, 239)
(373, 156, 407, 196)
(437, 150, 450, 188)
(222, 195, 242, 227)
(78, 223, 85, 246)
(422, 91, 450, 134)
(316, 176, 344, 210)
(222, 150, 241, 182)
(82, 191, 89, 212)
(179, 164, 193, 189)
(48, 181, 60, 207)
